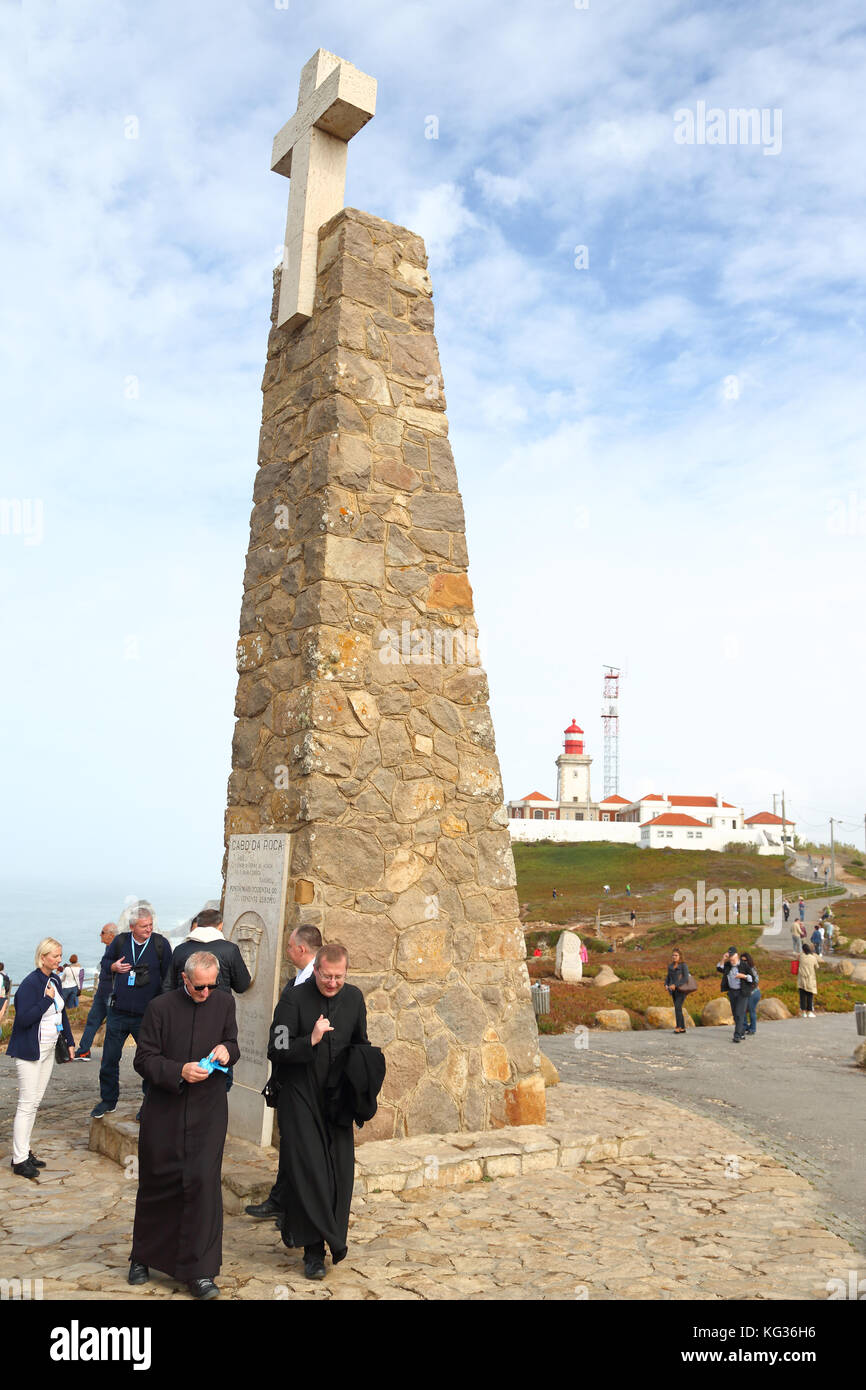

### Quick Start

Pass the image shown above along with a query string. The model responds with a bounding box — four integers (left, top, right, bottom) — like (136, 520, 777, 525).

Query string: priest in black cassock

(128, 950, 240, 1300)
(268, 942, 384, 1280)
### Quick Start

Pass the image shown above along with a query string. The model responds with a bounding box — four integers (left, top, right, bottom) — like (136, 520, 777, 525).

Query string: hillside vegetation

(514, 841, 813, 923)
(515, 842, 866, 1032)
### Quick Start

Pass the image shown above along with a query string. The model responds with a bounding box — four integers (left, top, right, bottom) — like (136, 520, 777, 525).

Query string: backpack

(1, 971, 10, 998)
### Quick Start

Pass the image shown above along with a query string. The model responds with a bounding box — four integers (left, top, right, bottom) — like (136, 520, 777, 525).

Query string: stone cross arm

(271, 50, 377, 331)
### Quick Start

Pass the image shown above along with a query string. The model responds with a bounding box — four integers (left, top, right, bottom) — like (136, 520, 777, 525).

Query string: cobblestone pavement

(0, 1049, 861, 1300)
(542, 1012, 866, 1257)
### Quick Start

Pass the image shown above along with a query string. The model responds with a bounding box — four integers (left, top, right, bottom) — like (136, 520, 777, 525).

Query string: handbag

(55, 1036, 72, 1063)
(790, 958, 799, 975)
(679, 973, 698, 994)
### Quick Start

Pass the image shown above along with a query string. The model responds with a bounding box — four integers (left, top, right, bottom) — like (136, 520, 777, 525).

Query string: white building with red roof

(507, 718, 792, 853)
(744, 811, 796, 849)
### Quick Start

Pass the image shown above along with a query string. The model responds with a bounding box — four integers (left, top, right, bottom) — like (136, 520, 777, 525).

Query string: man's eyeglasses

(190, 982, 217, 992)
(317, 972, 345, 984)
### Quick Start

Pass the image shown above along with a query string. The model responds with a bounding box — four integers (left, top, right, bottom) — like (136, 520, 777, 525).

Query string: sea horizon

(0, 878, 221, 988)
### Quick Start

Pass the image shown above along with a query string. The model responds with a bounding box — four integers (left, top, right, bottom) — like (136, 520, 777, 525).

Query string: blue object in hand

(198, 1052, 229, 1074)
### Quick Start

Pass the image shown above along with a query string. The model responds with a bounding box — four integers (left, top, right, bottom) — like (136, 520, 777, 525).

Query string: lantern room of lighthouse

(555, 718, 594, 808)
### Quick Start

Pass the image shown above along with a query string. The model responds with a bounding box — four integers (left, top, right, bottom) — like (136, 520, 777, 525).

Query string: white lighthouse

(555, 718, 594, 812)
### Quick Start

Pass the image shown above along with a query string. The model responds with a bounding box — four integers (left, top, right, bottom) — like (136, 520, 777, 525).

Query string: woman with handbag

(6, 937, 75, 1178)
(665, 948, 694, 1033)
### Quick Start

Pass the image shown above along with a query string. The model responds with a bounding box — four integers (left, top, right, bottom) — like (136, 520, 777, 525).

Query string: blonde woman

(6, 938, 75, 1178)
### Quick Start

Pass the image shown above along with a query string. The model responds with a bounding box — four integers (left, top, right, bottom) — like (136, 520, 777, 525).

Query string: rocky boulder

(555, 930, 583, 983)
(593, 964, 620, 988)
(756, 997, 791, 1021)
(853, 1041, 866, 1068)
(594, 1009, 632, 1031)
(849, 938, 866, 957)
(701, 996, 734, 1026)
(822, 957, 850, 976)
(646, 1006, 695, 1029)
(850, 963, 866, 984)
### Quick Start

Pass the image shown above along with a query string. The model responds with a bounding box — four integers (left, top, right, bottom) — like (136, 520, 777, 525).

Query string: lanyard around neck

(129, 937, 149, 966)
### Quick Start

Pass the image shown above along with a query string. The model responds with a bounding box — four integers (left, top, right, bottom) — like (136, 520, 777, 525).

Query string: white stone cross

(271, 49, 377, 331)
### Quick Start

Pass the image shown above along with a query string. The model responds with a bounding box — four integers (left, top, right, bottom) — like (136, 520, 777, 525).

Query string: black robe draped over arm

(131, 988, 240, 1281)
(268, 977, 368, 1253)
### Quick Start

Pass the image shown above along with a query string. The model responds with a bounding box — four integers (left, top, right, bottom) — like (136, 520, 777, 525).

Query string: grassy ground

(514, 841, 814, 924)
(830, 898, 866, 941)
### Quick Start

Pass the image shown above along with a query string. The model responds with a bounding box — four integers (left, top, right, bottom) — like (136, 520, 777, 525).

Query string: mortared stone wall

(225, 207, 544, 1139)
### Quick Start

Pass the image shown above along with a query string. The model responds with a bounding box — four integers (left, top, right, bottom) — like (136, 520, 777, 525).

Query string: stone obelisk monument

(224, 49, 544, 1143)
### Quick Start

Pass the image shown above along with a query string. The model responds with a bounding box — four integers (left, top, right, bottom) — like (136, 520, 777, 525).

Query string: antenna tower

(602, 665, 621, 798)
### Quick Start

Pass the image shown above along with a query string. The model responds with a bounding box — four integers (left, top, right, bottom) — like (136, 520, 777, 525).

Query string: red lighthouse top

(563, 718, 584, 754)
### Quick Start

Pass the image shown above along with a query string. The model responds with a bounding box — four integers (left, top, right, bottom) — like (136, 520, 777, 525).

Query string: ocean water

(0, 879, 220, 990)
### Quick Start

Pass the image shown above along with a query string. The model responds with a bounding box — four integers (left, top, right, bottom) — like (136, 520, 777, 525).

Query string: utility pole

(830, 817, 836, 888)
(781, 788, 788, 862)
(773, 792, 778, 818)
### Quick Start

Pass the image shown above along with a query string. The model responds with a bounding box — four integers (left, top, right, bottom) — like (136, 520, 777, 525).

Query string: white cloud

(473, 168, 526, 208)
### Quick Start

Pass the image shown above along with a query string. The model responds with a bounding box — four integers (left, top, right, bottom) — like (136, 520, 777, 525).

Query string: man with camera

(90, 903, 171, 1119)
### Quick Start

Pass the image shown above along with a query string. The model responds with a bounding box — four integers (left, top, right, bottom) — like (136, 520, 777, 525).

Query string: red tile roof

(669, 796, 735, 808)
(600, 794, 630, 804)
(519, 791, 553, 802)
(642, 812, 710, 828)
(745, 812, 793, 825)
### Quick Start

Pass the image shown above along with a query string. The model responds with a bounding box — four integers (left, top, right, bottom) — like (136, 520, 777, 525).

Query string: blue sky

(2, 0, 865, 890)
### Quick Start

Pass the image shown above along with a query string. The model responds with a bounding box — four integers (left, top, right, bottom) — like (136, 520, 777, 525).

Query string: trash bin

(856, 1003, 866, 1038)
(531, 982, 550, 1017)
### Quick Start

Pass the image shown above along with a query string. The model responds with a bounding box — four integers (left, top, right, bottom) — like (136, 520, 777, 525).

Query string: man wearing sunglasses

(127, 951, 239, 1300)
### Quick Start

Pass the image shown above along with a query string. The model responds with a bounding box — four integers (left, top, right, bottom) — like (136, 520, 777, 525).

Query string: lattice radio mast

(601, 665, 621, 798)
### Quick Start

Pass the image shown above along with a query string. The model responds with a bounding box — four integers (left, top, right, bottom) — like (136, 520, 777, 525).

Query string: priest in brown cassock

(268, 942, 384, 1280)
(128, 950, 239, 1300)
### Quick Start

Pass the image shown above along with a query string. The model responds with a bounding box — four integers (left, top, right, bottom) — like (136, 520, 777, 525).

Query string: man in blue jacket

(73, 922, 117, 1059)
(91, 904, 171, 1119)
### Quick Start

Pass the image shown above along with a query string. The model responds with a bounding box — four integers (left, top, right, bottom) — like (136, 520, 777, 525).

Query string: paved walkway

(0, 1049, 862, 1299)
(542, 1012, 866, 1255)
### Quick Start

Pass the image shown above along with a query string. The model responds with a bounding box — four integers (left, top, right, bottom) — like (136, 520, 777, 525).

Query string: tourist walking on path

(740, 952, 761, 1034)
(74, 923, 117, 1059)
(6, 938, 75, 1178)
(810, 924, 824, 955)
(664, 948, 690, 1033)
(59, 955, 84, 1010)
(782, 898, 791, 924)
(821, 908, 835, 952)
(91, 903, 171, 1120)
(798, 944, 820, 1017)
(798, 896, 806, 923)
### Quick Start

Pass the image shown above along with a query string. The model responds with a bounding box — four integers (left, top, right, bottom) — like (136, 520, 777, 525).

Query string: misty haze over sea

(0, 879, 220, 987)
